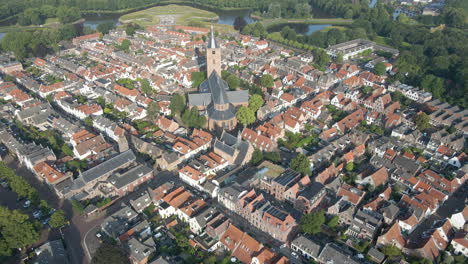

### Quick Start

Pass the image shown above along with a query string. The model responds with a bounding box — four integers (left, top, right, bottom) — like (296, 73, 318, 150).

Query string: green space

(119, 4, 234, 32)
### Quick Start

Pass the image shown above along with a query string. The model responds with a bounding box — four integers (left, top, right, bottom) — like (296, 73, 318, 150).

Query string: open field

(320, 26, 347, 32)
(119, 4, 235, 33)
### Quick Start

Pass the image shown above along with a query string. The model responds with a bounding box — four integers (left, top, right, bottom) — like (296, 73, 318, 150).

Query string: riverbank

(0, 18, 85, 33)
(259, 17, 354, 29)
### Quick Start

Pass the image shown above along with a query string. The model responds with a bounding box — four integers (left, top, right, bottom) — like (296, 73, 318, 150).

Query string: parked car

(291, 252, 299, 259)
(42, 218, 50, 225)
(23, 200, 31, 208)
(33, 210, 42, 219)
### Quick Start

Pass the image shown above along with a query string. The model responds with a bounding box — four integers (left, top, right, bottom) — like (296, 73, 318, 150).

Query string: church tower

(206, 25, 221, 77)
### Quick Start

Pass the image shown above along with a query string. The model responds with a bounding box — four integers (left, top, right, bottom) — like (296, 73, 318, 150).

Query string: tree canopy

(0, 206, 39, 256)
(415, 112, 431, 132)
(49, 210, 68, 229)
(169, 94, 186, 115)
(91, 243, 130, 264)
(236, 106, 256, 126)
(258, 74, 274, 88)
(181, 107, 206, 128)
(248, 94, 264, 112)
(300, 210, 325, 235)
(290, 153, 311, 175)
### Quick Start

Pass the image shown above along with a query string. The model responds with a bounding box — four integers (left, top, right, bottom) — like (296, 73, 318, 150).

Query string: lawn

(320, 26, 347, 32)
(119, 4, 234, 32)
(260, 17, 354, 29)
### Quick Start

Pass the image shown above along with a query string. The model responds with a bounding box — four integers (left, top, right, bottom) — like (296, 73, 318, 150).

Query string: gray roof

(299, 182, 325, 200)
(78, 150, 136, 185)
(318, 243, 358, 264)
(108, 164, 153, 189)
(368, 247, 385, 262)
(201, 72, 230, 105)
(291, 235, 321, 258)
(382, 203, 400, 220)
(33, 240, 68, 264)
(126, 237, 155, 262)
(101, 206, 138, 238)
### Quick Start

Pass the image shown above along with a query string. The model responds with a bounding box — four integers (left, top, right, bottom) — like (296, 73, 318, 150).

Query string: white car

(33, 210, 42, 219)
(291, 252, 299, 259)
(23, 200, 31, 208)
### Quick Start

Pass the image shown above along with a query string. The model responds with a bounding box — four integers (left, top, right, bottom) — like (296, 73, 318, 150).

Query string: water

(268, 23, 332, 35)
(0, 32, 5, 40)
(216, 10, 255, 25)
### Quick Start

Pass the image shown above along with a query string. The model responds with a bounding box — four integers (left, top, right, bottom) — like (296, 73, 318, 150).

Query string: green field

(119, 4, 234, 32)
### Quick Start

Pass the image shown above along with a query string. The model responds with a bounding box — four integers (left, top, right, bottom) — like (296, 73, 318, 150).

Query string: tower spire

(208, 25, 217, 49)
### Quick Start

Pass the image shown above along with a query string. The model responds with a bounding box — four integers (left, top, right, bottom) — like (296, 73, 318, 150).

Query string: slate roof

(108, 164, 153, 189)
(201, 72, 230, 105)
(79, 150, 136, 184)
(291, 235, 321, 258)
(318, 243, 358, 264)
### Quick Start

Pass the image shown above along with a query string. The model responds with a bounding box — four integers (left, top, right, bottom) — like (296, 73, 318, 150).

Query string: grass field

(320, 26, 347, 32)
(119, 4, 234, 32)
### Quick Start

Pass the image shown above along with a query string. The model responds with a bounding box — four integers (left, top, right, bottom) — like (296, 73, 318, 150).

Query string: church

(188, 27, 249, 131)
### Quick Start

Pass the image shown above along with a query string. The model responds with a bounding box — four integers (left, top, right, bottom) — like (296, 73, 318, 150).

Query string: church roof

(201, 71, 230, 105)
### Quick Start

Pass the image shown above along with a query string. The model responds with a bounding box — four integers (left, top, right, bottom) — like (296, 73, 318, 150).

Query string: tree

(236, 106, 255, 126)
(290, 154, 311, 175)
(327, 215, 339, 228)
(49, 210, 67, 228)
(181, 107, 206, 128)
(373, 61, 387, 76)
(300, 210, 325, 235)
(312, 49, 330, 68)
(125, 23, 141, 36)
(146, 102, 160, 120)
(345, 162, 355, 172)
(226, 74, 240, 90)
(264, 151, 281, 163)
(259, 74, 274, 88)
(381, 245, 402, 257)
(250, 149, 264, 165)
(119, 39, 131, 52)
(61, 144, 74, 156)
(91, 243, 130, 264)
(139, 79, 153, 95)
(233, 16, 247, 31)
(84, 116, 93, 127)
(415, 112, 431, 131)
(362, 86, 372, 95)
(191, 71, 207, 88)
(0, 206, 39, 255)
(335, 52, 344, 63)
(169, 94, 185, 115)
(97, 22, 115, 34)
(248, 94, 264, 112)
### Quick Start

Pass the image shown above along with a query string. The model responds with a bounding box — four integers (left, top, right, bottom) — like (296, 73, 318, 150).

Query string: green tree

(125, 23, 141, 36)
(327, 215, 339, 228)
(233, 16, 247, 31)
(61, 144, 74, 156)
(146, 101, 160, 120)
(345, 162, 355, 172)
(381, 245, 402, 257)
(313, 49, 330, 68)
(191, 71, 207, 88)
(181, 107, 206, 128)
(300, 210, 325, 235)
(97, 22, 115, 34)
(226, 74, 240, 90)
(335, 52, 344, 63)
(236, 106, 255, 126)
(250, 149, 264, 165)
(290, 154, 311, 175)
(264, 151, 281, 163)
(259, 74, 274, 88)
(248, 94, 264, 112)
(91, 243, 130, 264)
(362, 86, 372, 95)
(139, 79, 153, 95)
(373, 61, 387, 76)
(49, 210, 67, 228)
(84, 116, 93, 127)
(169, 94, 186, 115)
(119, 39, 131, 52)
(415, 112, 431, 131)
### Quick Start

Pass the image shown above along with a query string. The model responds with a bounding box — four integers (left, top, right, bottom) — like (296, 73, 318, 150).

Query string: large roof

(200, 71, 229, 105)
